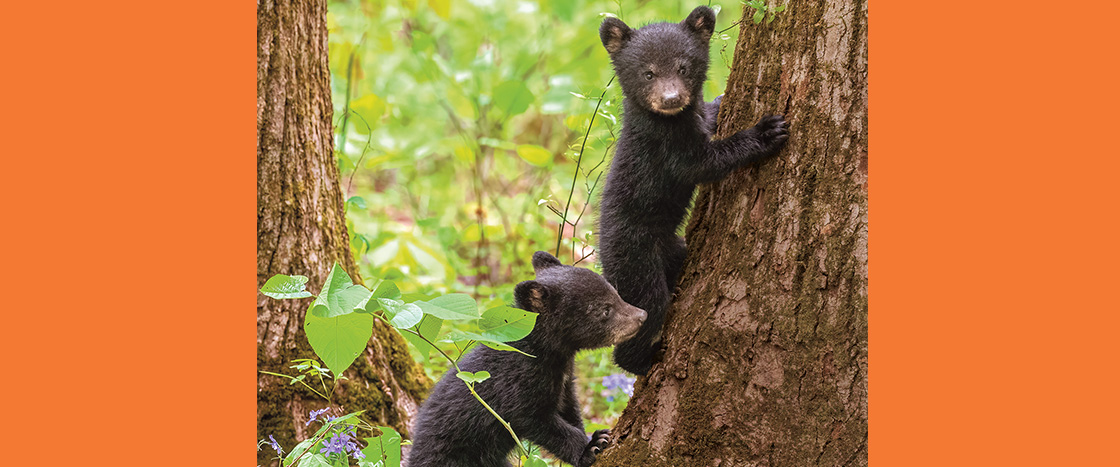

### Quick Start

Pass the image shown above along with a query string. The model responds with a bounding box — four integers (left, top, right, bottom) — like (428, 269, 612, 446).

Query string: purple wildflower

(602, 373, 636, 401)
(320, 432, 360, 459)
(266, 434, 283, 456)
(306, 407, 330, 426)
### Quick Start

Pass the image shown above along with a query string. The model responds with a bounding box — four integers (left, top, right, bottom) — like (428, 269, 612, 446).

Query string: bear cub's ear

(681, 6, 716, 43)
(531, 250, 563, 271)
(600, 16, 632, 54)
(514, 280, 550, 314)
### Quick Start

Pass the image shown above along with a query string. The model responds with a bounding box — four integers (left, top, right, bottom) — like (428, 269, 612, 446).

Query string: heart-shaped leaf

(304, 307, 373, 377)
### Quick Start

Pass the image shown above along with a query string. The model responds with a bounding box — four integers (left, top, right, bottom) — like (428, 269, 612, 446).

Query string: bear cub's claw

(753, 114, 791, 152)
(579, 429, 612, 467)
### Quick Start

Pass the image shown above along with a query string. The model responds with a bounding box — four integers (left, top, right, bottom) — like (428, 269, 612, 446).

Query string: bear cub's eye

(678, 65, 686, 75)
(644, 71, 654, 80)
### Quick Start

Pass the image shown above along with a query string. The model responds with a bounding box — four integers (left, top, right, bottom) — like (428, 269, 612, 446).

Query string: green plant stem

(260, 371, 330, 401)
(555, 76, 614, 260)
(399, 326, 526, 456)
(315, 371, 331, 402)
(284, 425, 333, 467)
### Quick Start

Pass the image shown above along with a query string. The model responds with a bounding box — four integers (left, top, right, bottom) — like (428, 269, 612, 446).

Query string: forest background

(325, 0, 747, 428)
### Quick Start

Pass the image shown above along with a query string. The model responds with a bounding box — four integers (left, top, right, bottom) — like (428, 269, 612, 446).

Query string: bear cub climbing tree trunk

(597, 1, 868, 466)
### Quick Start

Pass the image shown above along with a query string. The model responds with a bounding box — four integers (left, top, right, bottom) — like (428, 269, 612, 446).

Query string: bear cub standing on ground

(598, 6, 790, 375)
(408, 251, 647, 467)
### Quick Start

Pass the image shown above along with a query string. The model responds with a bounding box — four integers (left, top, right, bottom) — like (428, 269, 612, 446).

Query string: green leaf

(456, 370, 491, 384)
(427, 0, 450, 18)
(774, 4, 788, 13)
(440, 330, 535, 357)
(326, 411, 364, 426)
(401, 315, 443, 359)
(372, 280, 401, 300)
(260, 275, 313, 299)
(753, 9, 765, 23)
(415, 293, 479, 320)
(376, 298, 424, 329)
(346, 196, 367, 210)
(310, 264, 371, 318)
(356, 280, 401, 313)
(479, 137, 516, 150)
(362, 427, 402, 466)
(478, 340, 534, 355)
(295, 454, 332, 467)
(349, 94, 386, 134)
(492, 80, 534, 117)
(284, 438, 319, 467)
(304, 308, 373, 377)
(479, 306, 537, 342)
(516, 144, 553, 166)
(524, 454, 550, 467)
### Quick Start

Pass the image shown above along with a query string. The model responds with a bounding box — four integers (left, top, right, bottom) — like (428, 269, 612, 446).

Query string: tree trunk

(256, 0, 430, 464)
(598, 1, 867, 466)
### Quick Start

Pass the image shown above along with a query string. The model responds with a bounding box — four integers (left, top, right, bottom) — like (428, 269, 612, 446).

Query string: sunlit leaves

(376, 298, 424, 329)
(516, 144, 552, 166)
(260, 275, 313, 299)
(426, 0, 450, 19)
(310, 264, 370, 318)
(492, 80, 534, 117)
(418, 293, 479, 320)
(349, 94, 386, 134)
(437, 305, 538, 356)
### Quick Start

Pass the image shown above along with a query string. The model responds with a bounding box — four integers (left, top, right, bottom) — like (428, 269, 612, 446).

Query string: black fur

(408, 251, 646, 467)
(597, 6, 790, 375)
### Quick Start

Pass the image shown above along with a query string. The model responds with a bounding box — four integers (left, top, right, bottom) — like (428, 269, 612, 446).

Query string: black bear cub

(598, 6, 790, 375)
(408, 251, 647, 467)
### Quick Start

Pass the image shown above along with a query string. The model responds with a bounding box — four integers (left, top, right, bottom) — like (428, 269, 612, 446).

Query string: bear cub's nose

(661, 91, 682, 109)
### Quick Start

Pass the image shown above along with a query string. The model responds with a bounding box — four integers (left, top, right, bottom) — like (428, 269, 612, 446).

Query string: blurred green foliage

(327, 0, 746, 431)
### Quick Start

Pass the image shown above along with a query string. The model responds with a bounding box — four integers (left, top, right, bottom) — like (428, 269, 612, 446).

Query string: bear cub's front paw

(578, 429, 611, 467)
(752, 114, 791, 154)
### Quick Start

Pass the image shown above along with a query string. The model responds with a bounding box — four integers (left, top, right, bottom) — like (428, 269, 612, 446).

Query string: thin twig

(400, 327, 526, 456)
(555, 76, 614, 260)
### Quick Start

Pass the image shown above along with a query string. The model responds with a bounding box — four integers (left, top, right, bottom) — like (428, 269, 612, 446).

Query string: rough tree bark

(256, 0, 430, 464)
(598, 1, 867, 466)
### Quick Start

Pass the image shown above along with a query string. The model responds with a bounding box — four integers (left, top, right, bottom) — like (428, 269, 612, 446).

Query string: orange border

(0, 1, 255, 464)
(3, 1, 1119, 466)
(872, 2, 1120, 465)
